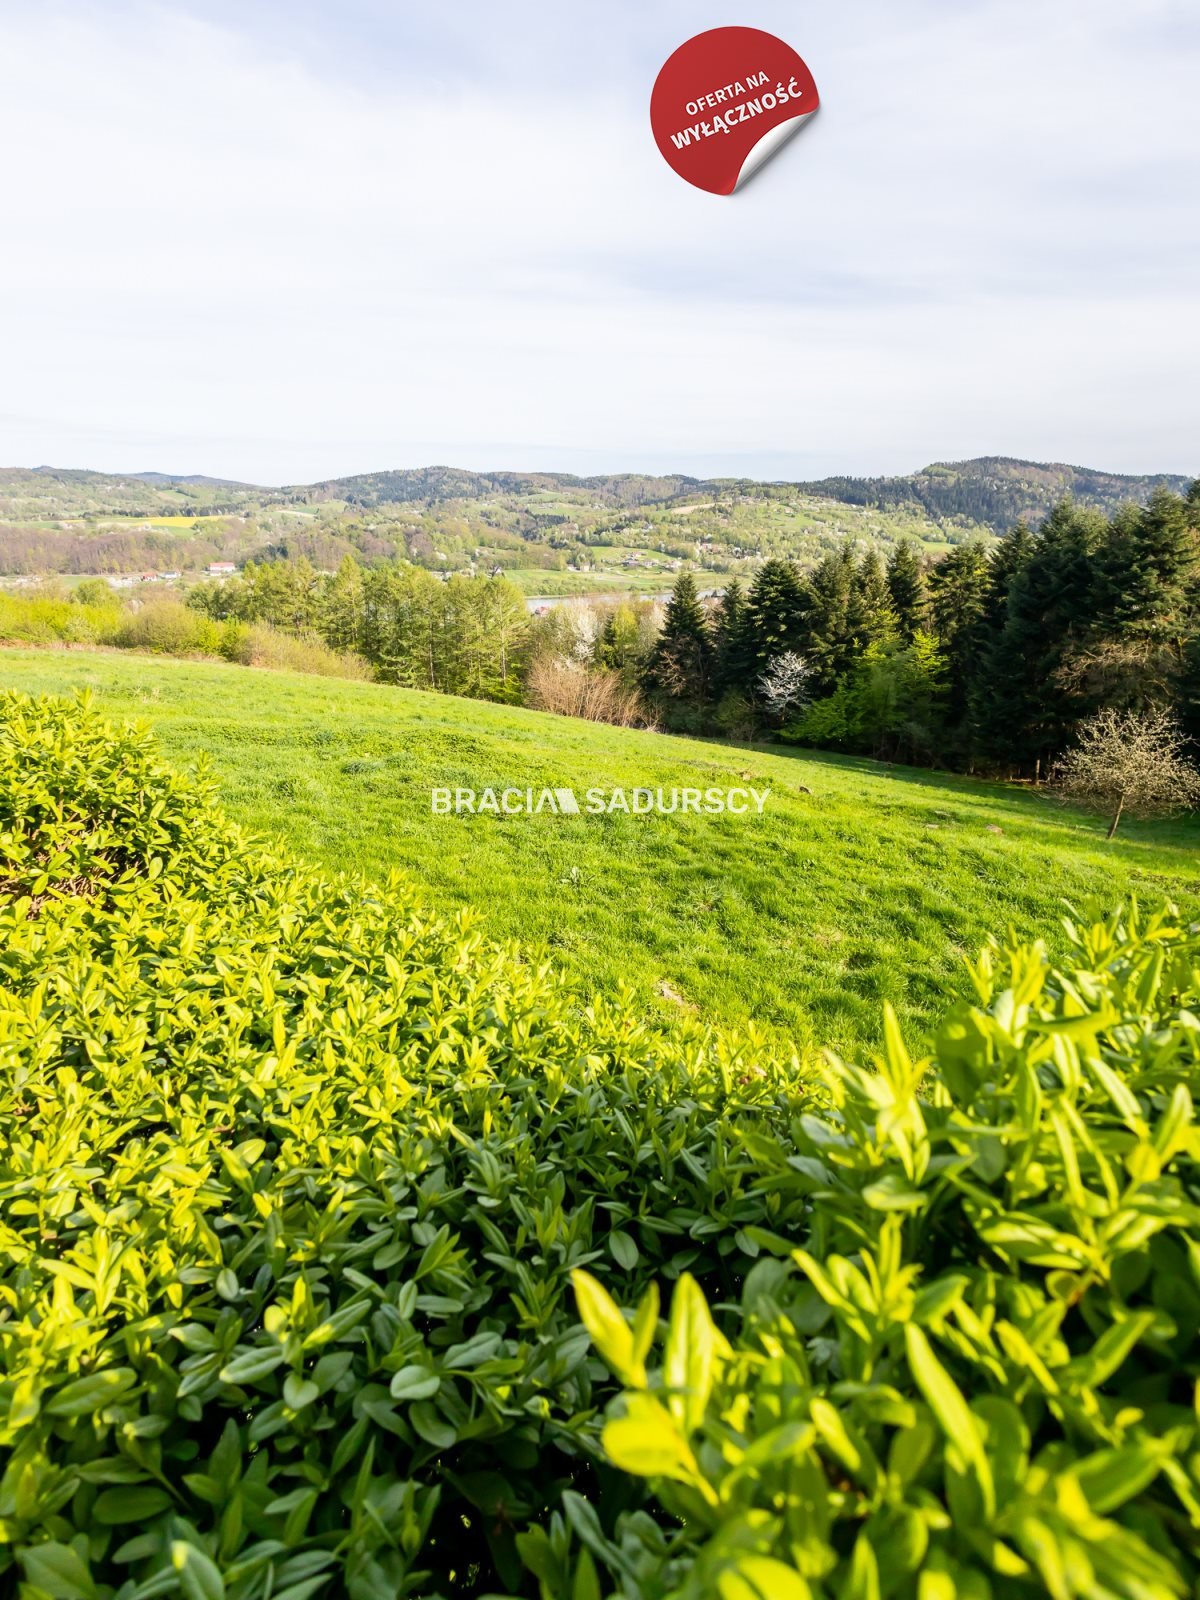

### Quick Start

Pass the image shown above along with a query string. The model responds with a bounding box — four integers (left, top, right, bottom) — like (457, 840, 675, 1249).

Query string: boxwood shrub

(568, 908, 1200, 1598)
(0, 692, 812, 1599)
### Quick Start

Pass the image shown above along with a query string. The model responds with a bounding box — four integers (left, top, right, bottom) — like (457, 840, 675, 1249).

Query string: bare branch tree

(757, 651, 813, 718)
(526, 656, 657, 730)
(1051, 707, 1200, 838)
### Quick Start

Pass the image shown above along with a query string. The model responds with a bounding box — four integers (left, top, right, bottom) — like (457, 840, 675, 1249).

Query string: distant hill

(3, 456, 1191, 530)
(300, 465, 707, 509)
(129, 470, 256, 489)
(795, 456, 1194, 530)
(1, 455, 1193, 583)
(306, 457, 1194, 528)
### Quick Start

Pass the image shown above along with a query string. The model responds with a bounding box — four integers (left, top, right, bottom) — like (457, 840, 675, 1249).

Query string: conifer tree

(598, 604, 644, 681)
(1055, 488, 1200, 717)
(886, 538, 928, 641)
(321, 555, 365, 654)
(1101, 488, 1199, 646)
(962, 521, 1034, 748)
(743, 559, 808, 680)
(802, 547, 858, 692)
(973, 502, 1104, 767)
(926, 541, 991, 726)
(981, 521, 1035, 632)
(1180, 629, 1200, 747)
(649, 571, 713, 703)
(850, 549, 898, 650)
(712, 578, 752, 694)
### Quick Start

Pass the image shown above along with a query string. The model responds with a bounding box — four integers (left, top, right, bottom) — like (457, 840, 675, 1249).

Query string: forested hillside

(801, 456, 1193, 529)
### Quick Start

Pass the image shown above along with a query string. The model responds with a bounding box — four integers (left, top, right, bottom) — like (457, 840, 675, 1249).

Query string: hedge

(0, 692, 810, 1599)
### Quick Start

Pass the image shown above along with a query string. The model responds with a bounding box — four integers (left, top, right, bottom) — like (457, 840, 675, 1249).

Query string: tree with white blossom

(757, 651, 813, 719)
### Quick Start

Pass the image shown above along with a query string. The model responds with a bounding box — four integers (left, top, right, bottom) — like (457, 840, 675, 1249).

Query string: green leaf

(861, 1172, 927, 1211)
(219, 1348, 284, 1386)
(609, 1229, 639, 1270)
(912, 1275, 970, 1326)
(840, 1534, 881, 1600)
(442, 1331, 501, 1367)
(571, 1268, 644, 1387)
(1073, 1441, 1168, 1512)
(18, 1543, 99, 1600)
(904, 1325, 994, 1519)
(45, 1368, 136, 1416)
(664, 1272, 717, 1434)
(630, 1281, 660, 1369)
(716, 1555, 813, 1599)
(572, 1547, 603, 1600)
(282, 1373, 319, 1410)
(389, 1366, 441, 1401)
(410, 1400, 456, 1448)
(602, 1392, 700, 1487)
(1063, 1311, 1156, 1390)
(172, 1541, 226, 1600)
(93, 1485, 174, 1525)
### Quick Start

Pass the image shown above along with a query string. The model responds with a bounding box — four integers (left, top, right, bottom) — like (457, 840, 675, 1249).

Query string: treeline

(0, 523, 249, 576)
(0, 584, 369, 681)
(644, 484, 1200, 771)
(190, 559, 533, 700)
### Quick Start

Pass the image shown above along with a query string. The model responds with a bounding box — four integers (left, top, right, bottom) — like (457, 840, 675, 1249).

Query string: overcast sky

(1, 0, 1197, 484)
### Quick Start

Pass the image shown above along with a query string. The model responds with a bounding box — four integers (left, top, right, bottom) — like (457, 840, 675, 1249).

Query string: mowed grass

(3, 645, 1198, 1055)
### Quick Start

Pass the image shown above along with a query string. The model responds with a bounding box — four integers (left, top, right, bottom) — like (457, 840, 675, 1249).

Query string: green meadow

(3, 644, 1197, 1054)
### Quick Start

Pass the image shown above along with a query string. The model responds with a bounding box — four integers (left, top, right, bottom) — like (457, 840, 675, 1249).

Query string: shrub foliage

(570, 909, 1200, 1599)
(2, 693, 1198, 1600)
(0, 693, 807, 1599)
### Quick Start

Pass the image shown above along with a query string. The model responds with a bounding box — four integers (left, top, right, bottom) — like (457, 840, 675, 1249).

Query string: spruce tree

(963, 521, 1034, 749)
(320, 555, 364, 654)
(926, 541, 991, 727)
(850, 549, 898, 650)
(649, 571, 713, 704)
(974, 502, 1104, 768)
(981, 521, 1034, 633)
(802, 547, 857, 692)
(1101, 488, 1199, 646)
(712, 578, 752, 694)
(887, 538, 928, 642)
(743, 559, 808, 682)
(1180, 628, 1200, 748)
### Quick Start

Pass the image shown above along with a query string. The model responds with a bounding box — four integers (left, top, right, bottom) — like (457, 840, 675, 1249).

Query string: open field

(3, 643, 1198, 1053)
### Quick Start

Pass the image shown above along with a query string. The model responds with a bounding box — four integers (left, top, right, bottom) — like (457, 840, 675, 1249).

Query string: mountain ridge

(4, 455, 1194, 531)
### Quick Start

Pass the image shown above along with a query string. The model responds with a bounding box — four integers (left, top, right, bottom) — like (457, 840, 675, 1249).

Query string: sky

(1, 0, 1197, 485)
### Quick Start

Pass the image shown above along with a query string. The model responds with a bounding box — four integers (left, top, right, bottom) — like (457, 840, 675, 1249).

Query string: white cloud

(0, 0, 1196, 481)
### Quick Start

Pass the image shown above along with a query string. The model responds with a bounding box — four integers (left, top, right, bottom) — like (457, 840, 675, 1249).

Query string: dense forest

(646, 484, 1200, 772)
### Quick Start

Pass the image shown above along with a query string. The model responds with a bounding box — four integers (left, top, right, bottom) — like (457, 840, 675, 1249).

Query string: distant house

(159, 570, 181, 581)
(138, 572, 159, 582)
(207, 562, 236, 577)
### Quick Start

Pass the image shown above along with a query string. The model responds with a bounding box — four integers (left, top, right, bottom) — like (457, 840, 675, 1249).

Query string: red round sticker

(650, 27, 819, 195)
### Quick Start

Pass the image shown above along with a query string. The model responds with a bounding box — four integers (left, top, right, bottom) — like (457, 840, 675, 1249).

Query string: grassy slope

(3, 645, 1197, 1055)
